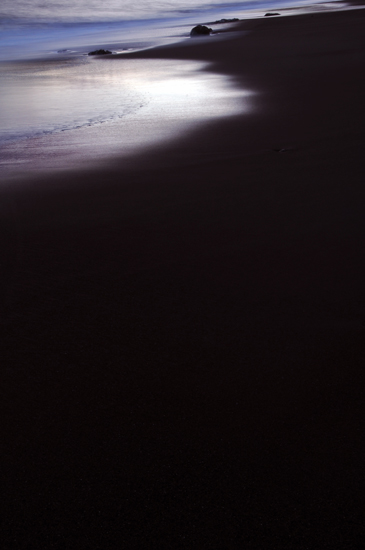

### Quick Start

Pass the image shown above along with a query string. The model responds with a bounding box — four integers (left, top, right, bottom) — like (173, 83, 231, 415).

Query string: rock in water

(214, 18, 239, 23)
(88, 49, 112, 56)
(190, 25, 212, 37)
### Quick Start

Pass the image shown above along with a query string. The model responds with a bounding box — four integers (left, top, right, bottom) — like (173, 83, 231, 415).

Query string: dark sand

(2, 6, 365, 547)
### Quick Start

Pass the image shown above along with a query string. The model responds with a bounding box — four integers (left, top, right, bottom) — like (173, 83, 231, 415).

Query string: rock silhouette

(88, 49, 112, 56)
(190, 25, 212, 37)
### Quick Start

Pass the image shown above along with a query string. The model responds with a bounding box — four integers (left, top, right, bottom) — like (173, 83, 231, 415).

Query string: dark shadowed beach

(2, 5, 365, 547)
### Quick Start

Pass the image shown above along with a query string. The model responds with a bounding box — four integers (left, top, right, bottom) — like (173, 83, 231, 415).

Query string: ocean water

(0, 0, 326, 61)
(0, 0, 332, 178)
(1, 0, 322, 26)
(0, 55, 253, 177)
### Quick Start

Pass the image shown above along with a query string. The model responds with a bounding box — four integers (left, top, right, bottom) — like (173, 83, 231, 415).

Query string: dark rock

(190, 25, 212, 38)
(88, 49, 112, 56)
(265, 12, 280, 16)
(214, 18, 239, 24)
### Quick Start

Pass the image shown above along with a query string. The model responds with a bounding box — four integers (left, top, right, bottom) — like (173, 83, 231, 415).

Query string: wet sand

(2, 6, 365, 547)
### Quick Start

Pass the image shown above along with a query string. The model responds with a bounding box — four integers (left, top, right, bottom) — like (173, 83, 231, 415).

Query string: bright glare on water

(0, 0, 326, 179)
(0, 54, 253, 177)
(0, 58, 146, 143)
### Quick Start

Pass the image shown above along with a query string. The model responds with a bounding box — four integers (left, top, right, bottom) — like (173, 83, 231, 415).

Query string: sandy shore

(2, 6, 365, 546)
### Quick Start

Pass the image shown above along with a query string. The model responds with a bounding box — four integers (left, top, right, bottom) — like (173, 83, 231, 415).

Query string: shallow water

(0, 0, 335, 180)
(0, 57, 147, 144)
(0, 52, 253, 179)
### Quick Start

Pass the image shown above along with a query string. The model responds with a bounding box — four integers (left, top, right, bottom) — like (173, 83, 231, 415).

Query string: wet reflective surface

(0, 56, 253, 179)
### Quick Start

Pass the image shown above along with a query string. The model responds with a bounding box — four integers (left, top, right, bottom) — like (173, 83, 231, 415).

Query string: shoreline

(5, 2, 363, 181)
(1, 2, 361, 182)
(2, 5, 365, 546)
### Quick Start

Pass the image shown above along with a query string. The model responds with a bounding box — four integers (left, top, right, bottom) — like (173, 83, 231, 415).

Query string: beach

(2, 4, 365, 546)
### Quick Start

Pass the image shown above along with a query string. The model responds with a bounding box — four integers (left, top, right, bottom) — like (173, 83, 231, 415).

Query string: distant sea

(0, 0, 335, 179)
(0, 0, 328, 60)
